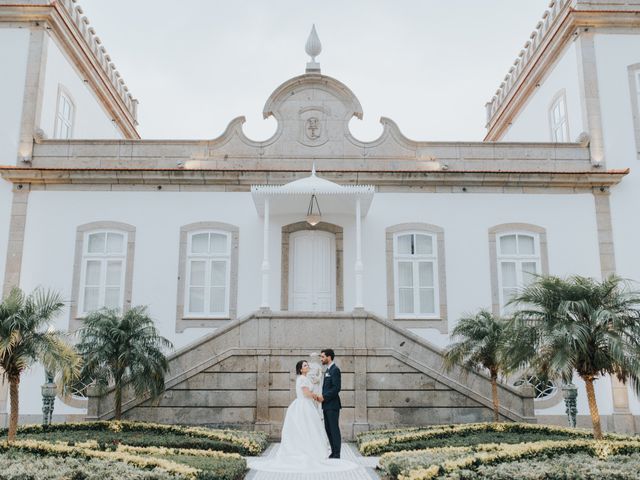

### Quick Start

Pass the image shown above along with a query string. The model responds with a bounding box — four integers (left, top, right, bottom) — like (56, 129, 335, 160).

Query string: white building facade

(0, 0, 639, 436)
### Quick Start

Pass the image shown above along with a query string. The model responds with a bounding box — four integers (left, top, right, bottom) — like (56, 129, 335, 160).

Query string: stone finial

(305, 24, 321, 73)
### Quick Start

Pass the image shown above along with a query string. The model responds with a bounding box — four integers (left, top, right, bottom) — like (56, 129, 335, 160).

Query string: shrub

(359, 422, 632, 456)
(0, 421, 267, 456)
(442, 452, 640, 480)
(0, 449, 178, 480)
(396, 440, 640, 480)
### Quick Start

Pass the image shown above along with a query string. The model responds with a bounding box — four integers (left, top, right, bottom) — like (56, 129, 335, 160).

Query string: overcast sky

(81, 0, 550, 142)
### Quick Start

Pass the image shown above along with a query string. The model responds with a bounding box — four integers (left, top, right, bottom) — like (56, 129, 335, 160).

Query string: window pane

(499, 235, 517, 255)
(210, 233, 228, 254)
(398, 288, 414, 314)
(397, 235, 413, 255)
(189, 287, 205, 313)
(88, 233, 106, 253)
(85, 261, 101, 286)
(210, 286, 226, 313)
(418, 262, 434, 287)
(83, 287, 99, 312)
(106, 233, 124, 254)
(503, 287, 518, 307)
(522, 262, 537, 286)
(191, 233, 209, 254)
(518, 235, 535, 255)
(211, 261, 226, 286)
(419, 288, 435, 314)
(104, 287, 120, 309)
(501, 262, 517, 287)
(190, 261, 206, 286)
(397, 262, 413, 287)
(415, 234, 433, 255)
(106, 261, 122, 285)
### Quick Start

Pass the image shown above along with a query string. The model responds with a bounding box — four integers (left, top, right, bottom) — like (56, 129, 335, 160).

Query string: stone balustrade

(485, 0, 571, 126)
(485, 0, 640, 129)
(56, 0, 138, 120)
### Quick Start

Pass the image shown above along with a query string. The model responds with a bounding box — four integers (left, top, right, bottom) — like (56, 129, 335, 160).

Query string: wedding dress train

(248, 375, 358, 473)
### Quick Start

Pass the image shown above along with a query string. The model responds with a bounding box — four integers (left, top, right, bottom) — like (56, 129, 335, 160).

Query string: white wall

(0, 28, 29, 162)
(39, 33, 123, 140)
(594, 33, 640, 413)
(501, 42, 584, 142)
(15, 188, 605, 416)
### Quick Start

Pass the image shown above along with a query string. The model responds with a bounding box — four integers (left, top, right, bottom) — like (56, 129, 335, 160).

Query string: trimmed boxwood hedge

(1, 421, 267, 456)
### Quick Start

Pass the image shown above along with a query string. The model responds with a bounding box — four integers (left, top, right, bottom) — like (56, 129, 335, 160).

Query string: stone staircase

(87, 310, 535, 439)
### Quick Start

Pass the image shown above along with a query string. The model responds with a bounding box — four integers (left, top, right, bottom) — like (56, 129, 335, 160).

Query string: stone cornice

(484, 0, 640, 141)
(0, 166, 628, 191)
(0, 0, 140, 138)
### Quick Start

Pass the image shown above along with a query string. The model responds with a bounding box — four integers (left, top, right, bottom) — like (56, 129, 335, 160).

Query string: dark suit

(322, 363, 342, 458)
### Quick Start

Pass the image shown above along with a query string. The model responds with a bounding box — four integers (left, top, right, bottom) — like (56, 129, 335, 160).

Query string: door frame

(281, 221, 343, 311)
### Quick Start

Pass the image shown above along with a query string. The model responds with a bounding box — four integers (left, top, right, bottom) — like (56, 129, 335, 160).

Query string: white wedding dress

(249, 375, 358, 474)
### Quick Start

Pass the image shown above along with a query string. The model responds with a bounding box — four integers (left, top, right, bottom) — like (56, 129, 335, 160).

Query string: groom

(319, 348, 341, 459)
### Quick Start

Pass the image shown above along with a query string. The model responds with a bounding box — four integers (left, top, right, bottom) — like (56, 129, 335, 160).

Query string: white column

(260, 198, 271, 310)
(355, 198, 364, 309)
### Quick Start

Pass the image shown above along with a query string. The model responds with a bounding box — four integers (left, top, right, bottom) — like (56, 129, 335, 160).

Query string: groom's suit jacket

(322, 363, 342, 411)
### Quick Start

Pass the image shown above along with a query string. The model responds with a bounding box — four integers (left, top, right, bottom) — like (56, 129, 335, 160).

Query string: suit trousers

(323, 408, 341, 458)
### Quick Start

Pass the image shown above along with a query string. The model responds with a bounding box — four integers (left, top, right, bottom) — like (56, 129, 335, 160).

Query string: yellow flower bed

(2, 439, 200, 479)
(397, 439, 640, 480)
(11, 420, 267, 455)
(358, 422, 633, 456)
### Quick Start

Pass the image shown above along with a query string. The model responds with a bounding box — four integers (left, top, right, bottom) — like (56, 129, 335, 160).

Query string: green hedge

(381, 439, 640, 480)
(444, 452, 640, 479)
(1, 421, 267, 456)
(0, 449, 178, 480)
(1, 439, 247, 480)
(358, 422, 631, 456)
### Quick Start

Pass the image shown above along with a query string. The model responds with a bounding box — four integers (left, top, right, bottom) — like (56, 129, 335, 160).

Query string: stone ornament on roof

(305, 24, 322, 73)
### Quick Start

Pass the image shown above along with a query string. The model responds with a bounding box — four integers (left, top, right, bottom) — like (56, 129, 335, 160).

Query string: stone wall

(88, 311, 535, 439)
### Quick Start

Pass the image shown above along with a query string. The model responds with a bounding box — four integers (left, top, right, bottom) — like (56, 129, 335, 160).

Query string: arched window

(54, 85, 75, 139)
(176, 222, 239, 332)
(549, 90, 569, 142)
(489, 224, 549, 316)
(69, 222, 136, 331)
(628, 63, 640, 157)
(386, 223, 448, 332)
(185, 230, 231, 316)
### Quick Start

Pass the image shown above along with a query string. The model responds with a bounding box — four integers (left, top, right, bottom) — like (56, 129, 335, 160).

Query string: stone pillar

(576, 29, 605, 167)
(354, 198, 364, 309)
(17, 27, 48, 164)
(255, 348, 271, 434)
(260, 198, 270, 310)
(353, 312, 368, 435)
(593, 190, 634, 433)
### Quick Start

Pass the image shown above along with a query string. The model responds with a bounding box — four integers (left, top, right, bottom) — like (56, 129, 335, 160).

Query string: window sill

(176, 317, 233, 333)
(393, 317, 448, 334)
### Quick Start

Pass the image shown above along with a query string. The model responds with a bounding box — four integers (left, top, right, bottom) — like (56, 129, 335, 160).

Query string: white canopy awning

(251, 169, 375, 217)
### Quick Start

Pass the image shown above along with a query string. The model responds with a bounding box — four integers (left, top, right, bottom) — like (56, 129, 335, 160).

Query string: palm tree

(76, 306, 173, 420)
(510, 275, 640, 439)
(0, 288, 80, 442)
(443, 310, 516, 422)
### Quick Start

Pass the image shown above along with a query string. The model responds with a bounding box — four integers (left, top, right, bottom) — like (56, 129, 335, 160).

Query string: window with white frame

(79, 231, 127, 315)
(185, 230, 231, 317)
(497, 232, 540, 313)
(629, 64, 640, 156)
(393, 232, 439, 318)
(54, 87, 75, 139)
(549, 92, 569, 142)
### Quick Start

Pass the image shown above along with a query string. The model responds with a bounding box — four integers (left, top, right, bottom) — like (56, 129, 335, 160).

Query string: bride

(249, 360, 357, 473)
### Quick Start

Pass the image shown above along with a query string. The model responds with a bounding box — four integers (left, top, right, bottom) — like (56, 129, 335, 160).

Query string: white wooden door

(290, 231, 335, 311)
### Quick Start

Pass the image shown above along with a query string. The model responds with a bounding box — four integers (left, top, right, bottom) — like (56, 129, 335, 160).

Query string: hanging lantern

(305, 194, 322, 226)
